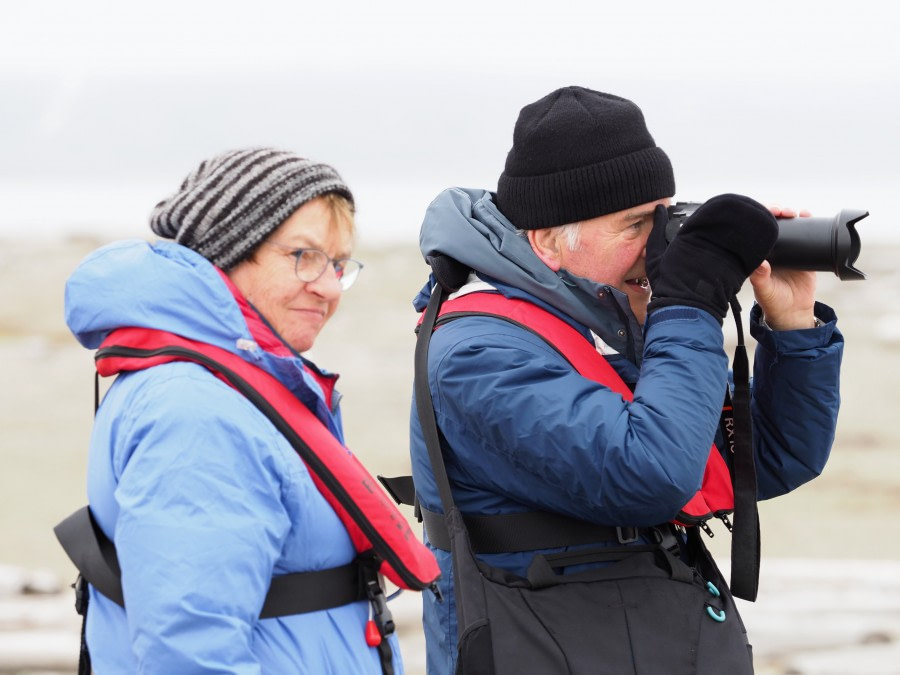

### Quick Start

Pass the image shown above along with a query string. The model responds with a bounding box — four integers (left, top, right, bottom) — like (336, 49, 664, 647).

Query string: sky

(1, 0, 898, 246)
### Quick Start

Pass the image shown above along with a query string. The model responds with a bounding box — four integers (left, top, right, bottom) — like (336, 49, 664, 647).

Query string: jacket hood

(66, 239, 248, 351)
(417, 188, 643, 358)
(64, 239, 339, 412)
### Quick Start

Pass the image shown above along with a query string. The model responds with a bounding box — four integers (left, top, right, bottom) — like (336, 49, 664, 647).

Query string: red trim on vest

(96, 327, 440, 591)
(433, 291, 734, 527)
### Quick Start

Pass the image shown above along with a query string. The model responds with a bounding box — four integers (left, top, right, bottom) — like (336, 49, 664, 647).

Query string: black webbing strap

(377, 475, 418, 519)
(420, 506, 643, 553)
(727, 296, 760, 601)
(259, 563, 365, 619)
(54, 507, 124, 606)
(415, 283, 457, 516)
(379, 475, 646, 552)
(53, 505, 368, 617)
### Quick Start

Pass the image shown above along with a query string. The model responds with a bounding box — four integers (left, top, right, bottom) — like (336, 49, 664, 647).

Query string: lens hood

(667, 202, 867, 280)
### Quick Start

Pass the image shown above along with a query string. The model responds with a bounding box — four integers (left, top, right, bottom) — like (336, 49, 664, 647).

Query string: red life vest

(95, 327, 440, 592)
(433, 291, 734, 530)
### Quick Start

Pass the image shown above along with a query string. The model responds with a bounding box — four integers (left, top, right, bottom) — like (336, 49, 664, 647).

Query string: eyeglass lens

(295, 249, 361, 290)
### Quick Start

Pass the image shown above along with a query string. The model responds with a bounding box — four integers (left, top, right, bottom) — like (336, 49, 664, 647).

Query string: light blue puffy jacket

(409, 188, 844, 675)
(65, 239, 403, 674)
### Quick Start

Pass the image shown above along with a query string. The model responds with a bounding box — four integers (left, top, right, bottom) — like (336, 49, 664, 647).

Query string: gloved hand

(646, 194, 778, 323)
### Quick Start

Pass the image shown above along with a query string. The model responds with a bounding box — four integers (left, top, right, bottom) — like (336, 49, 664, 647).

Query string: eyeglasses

(265, 242, 363, 291)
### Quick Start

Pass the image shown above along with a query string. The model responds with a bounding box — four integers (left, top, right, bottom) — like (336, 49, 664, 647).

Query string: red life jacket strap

(95, 327, 439, 591)
(438, 292, 633, 400)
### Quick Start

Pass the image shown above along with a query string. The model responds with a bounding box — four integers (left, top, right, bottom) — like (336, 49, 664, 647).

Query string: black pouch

(448, 506, 753, 675)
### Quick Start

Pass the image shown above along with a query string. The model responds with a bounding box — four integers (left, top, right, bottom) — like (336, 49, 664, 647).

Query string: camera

(666, 202, 867, 280)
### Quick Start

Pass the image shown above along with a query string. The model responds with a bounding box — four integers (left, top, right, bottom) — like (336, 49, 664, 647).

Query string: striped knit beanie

(150, 148, 354, 270)
(496, 86, 675, 229)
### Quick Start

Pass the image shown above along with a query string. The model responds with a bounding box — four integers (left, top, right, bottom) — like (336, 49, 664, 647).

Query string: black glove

(646, 194, 778, 323)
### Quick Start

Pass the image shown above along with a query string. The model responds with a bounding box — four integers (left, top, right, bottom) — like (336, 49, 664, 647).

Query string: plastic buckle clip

(651, 525, 681, 553)
(365, 577, 395, 637)
(616, 526, 639, 544)
(72, 574, 88, 616)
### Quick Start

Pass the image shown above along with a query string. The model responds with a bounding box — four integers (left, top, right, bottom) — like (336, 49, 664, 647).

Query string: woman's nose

(306, 263, 343, 297)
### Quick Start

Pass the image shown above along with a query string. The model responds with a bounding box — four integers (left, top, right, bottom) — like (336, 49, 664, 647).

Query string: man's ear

(527, 228, 562, 272)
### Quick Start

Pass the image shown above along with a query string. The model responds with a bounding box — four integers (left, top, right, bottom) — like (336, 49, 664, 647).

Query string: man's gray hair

(518, 222, 582, 251)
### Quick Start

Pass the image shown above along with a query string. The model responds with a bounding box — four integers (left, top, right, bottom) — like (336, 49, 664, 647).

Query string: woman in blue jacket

(65, 148, 405, 673)
(409, 87, 843, 674)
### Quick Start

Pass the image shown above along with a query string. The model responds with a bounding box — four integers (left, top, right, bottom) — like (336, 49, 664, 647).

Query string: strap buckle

(616, 526, 639, 544)
(650, 524, 682, 553)
(72, 574, 89, 616)
(365, 578, 395, 640)
(361, 564, 395, 638)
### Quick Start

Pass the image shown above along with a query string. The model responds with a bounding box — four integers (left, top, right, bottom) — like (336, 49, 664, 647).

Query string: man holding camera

(408, 86, 843, 674)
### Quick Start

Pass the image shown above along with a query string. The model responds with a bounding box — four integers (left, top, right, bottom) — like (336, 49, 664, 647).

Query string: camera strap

(727, 295, 760, 602)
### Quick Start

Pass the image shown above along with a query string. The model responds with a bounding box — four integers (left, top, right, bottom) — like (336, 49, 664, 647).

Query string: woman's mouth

(625, 277, 650, 290)
(292, 307, 327, 319)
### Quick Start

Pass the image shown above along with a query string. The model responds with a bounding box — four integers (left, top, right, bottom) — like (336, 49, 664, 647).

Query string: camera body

(666, 202, 867, 280)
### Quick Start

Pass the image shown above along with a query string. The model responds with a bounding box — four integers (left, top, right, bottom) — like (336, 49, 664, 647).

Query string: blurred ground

(1, 235, 899, 673)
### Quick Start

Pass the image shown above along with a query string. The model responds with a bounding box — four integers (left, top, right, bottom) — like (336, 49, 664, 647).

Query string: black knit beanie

(496, 86, 675, 230)
(150, 147, 354, 270)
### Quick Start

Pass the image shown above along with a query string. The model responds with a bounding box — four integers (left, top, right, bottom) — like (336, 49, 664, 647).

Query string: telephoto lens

(666, 202, 867, 280)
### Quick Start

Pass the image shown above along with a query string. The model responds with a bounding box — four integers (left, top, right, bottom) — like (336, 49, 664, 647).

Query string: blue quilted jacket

(409, 188, 843, 675)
